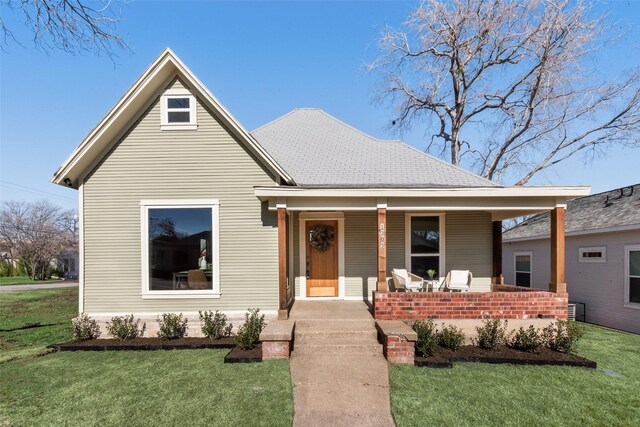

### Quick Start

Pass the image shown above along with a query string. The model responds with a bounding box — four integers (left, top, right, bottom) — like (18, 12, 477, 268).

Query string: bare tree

(0, 0, 128, 56)
(370, 0, 640, 185)
(0, 200, 78, 280)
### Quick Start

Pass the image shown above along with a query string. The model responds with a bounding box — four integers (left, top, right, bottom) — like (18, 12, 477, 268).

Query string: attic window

(161, 90, 197, 130)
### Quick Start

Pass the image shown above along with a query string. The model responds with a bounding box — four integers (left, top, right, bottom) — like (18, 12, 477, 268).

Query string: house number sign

(379, 223, 385, 248)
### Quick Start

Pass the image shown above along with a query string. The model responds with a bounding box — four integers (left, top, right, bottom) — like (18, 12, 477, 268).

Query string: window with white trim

(514, 252, 532, 287)
(160, 90, 197, 130)
(625, 245, 640, 307)
(579, 246, 606, 263)
(406, 214, 443, 279)
(141, 200, 219, 297)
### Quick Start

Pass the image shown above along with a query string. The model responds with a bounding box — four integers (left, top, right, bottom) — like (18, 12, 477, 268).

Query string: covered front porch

(259, 186, 588, 320)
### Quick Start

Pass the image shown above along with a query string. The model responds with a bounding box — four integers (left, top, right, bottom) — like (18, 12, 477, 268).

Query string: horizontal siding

(445, 211, 493, 291)
(504, 230, 640, 334)
(83, 77, 279, 314)
(344, 212, 377, 298)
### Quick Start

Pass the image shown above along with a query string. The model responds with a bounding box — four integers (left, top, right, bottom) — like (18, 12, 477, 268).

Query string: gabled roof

(51, 48, 294, 188)
(251, 108, 498, 188)
(503, 183, 640, 241)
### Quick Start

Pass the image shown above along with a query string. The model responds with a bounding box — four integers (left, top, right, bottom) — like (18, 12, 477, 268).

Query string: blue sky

(1, 0, 639, 210)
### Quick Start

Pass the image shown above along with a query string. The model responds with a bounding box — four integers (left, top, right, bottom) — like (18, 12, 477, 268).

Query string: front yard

(0, 276, 62, 286)
(390, 324, 640, 426)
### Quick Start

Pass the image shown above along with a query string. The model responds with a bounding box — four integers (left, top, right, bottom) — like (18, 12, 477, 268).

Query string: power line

(0, 181, 76, 202)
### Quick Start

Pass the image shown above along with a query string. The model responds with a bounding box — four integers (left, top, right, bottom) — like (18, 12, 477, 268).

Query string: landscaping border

(224, 345, 262, 363)
(49, 337, 236, 351)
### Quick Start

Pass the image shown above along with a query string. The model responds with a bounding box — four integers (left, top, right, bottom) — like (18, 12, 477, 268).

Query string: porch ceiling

(256, 186, 591, 220)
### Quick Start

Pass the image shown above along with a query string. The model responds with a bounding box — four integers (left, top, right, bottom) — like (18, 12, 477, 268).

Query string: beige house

(52, 49, 589, 325)
(503, 184, 640, 334)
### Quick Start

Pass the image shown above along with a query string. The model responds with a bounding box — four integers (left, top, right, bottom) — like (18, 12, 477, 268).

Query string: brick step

(293, 341, 383, 356)
(294, 329, 378, 342)
(294, 319, 376, 331)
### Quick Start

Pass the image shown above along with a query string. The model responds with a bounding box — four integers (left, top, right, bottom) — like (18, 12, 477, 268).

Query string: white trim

(288, 211, 294, 305)
(85, 310, 279, 318)
(78, 178, 84, 313)
(404, 213, 445, 279)
(514, 251, 533, 287)
(624, 245, 640, 309)
(298, 213, 345, 299)
(160, 90, 197, 131)
(504, 223, 640, 243)
(52, 48, 294, 187)
(578, 246, 607, 263)
(255, 186, 591, 199)
(140, 199, 220, 298)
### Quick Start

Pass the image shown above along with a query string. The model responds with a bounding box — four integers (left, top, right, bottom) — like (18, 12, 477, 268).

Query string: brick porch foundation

(373, 287, 568, 321)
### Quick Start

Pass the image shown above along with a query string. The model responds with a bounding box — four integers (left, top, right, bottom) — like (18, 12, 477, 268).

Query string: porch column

(277, 206, 288, 319)
(492, 221, 504, 284)
(377, 206, 388, 292)
(549, 206, 566, 293)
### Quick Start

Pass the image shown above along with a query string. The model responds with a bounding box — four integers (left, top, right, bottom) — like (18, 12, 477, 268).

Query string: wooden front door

(306, 220, 338, 297)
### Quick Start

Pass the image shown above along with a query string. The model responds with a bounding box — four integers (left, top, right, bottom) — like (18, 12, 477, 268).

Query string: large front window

(142, 200, 219, 297)
(625, 245, 640, 307)
(407, 215, 442, 279)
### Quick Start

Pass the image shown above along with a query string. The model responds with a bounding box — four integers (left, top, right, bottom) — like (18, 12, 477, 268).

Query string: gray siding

(82, 78, 279, 314)
(504, 230, 640, 334)
(445, 211, 493, 291)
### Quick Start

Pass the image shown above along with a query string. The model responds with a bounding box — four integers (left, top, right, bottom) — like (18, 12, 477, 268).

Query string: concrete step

(293, 341, 383, 356)
(295, 329, 378, 342)
(294, 319, 376, 331)
(295, 334, 379, 346)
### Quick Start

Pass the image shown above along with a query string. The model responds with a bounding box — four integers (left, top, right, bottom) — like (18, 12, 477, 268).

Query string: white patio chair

(391, 269, 424, 292)
(444, 270, 473, 292)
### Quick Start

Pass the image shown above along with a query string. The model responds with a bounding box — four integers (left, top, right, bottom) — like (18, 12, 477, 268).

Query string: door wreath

(310, 225, 335, 252)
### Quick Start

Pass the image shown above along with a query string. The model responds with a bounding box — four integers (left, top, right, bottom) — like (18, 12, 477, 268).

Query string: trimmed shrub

(199, 310, 230, 340)
(235, 308, 266, 350)
(473, 319, 509, 350)
(438, 324, 465, 351)
(72, 314, 101, 341)
(413, 319, 439, 357)
(106, 314, 146, 340)
(509, 326, 542, 352)
(542, 320, 584, 354)
(157, 313, 188, 340)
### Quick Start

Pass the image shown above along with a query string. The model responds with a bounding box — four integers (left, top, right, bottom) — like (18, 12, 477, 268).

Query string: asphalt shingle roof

(251, 109, 497, 188)
(503, 183, 640, 240)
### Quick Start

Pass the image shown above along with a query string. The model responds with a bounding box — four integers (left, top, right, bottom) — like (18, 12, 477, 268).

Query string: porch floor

(289, 300, 373, 321)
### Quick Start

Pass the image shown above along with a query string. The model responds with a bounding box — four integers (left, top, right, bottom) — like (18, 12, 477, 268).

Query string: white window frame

(405, 213, 445, 279)
(624, 244, 640, 309)
(160, 89, 197, 131)
(140, 199, 220, 299)
(579, 246, 607, 263)
(514, 251, 533, 287)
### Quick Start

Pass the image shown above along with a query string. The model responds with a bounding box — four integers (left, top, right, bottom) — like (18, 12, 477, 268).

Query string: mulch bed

(415, 345, 597, 369)
(49, 336, 237, 351)
(224, 344, 262, 363)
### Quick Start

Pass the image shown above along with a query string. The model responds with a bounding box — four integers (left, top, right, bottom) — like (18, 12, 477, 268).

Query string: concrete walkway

(0, 281, 78, 291)
(289, 301, 395, 427)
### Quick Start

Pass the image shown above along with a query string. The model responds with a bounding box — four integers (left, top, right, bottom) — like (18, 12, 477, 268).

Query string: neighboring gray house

(50, 49, 587, 330)
(503, 184, 640, 334)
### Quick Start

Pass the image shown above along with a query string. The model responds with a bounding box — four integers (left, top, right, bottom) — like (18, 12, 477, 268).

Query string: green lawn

(0, 287, 77, 363)
(390, 324, 640, 426)
(0, 350, 293, 426)
(0, 276, 62, 286)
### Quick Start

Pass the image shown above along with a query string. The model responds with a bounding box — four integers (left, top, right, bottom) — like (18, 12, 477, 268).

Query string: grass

(0, 287, 77, 363)
(0, 350, 293, 426)
(390, 324, 640, 426)
(0, 276, 62, 286)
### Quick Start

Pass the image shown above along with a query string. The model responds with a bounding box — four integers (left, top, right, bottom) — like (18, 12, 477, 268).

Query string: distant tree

(0, 0, 128, 57)
(0, 200, 78, 280)
(371, 0, 640, 185)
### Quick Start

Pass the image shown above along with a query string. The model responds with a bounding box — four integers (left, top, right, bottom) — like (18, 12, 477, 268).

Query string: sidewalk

(0, 282, 79, 291)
